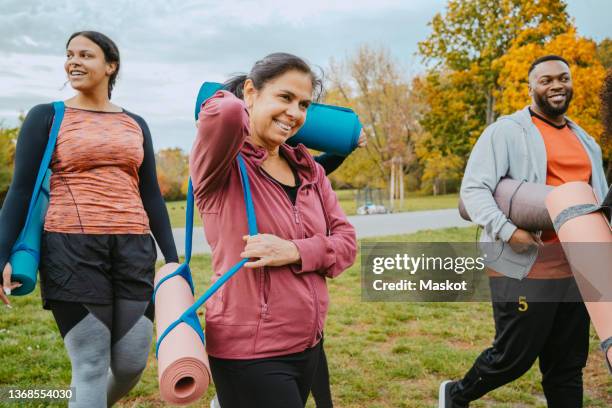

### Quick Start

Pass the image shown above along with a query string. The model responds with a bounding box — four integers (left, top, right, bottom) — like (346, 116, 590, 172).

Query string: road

(157, 208, 472, 258)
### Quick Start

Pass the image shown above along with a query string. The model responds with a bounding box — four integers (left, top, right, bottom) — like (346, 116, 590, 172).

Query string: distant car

(357, 203, 389, 215)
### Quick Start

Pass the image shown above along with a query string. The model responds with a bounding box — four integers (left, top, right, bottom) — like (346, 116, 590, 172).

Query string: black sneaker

(438, 380, 456, 408)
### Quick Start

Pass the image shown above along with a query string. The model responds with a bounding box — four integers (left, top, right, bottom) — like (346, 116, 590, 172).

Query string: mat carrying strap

(552, 187, 612, 232)
(154, 154, 257, 358)
(10, 101, 64, 260)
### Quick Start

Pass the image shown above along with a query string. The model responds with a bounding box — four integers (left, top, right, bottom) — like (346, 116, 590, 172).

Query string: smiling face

(244, 69, 313, 150)
(65, 35, 116, 96)
(529, 60, 573, 118)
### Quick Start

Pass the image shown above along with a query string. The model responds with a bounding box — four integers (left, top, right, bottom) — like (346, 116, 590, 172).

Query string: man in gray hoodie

(439, 55, 608, 408)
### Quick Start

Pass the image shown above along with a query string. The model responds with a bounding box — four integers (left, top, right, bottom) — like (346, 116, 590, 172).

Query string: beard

(534, 89, 573, 117)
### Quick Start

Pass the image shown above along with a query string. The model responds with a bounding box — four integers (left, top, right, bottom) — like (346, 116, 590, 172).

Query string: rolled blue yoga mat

(8, 101, 63, 296)
(9, 170, 51, 296)
(194, 82, 225, 120)
(194, 81, 362, 156)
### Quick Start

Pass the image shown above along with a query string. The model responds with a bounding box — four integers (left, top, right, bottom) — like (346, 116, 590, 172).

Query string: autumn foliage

(1, 1, 609, 202)
(412, 0, 610, 189)
(155, 148, 189, 201)
(323, 46, 420, 190)
(322, 1, 610, 193)
(0, 126, 18, 206)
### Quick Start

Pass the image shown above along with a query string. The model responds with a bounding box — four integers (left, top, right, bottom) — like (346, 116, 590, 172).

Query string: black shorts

(39, 232, 157, 309)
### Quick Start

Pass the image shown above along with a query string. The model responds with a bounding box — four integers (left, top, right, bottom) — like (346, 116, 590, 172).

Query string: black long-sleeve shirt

(314, 153, 347, 176)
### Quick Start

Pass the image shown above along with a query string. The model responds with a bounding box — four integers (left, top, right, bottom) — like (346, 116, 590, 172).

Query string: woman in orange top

(0, 31, 178, 407)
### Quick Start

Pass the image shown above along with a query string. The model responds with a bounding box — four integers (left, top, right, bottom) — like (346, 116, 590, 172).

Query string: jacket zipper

(262, 266, 270, 316)
(257, 167, 320, 345)
(257, 167, 303, 228)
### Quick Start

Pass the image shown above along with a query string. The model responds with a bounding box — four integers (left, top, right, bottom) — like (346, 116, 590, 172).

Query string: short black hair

(528, 55, 570, 76)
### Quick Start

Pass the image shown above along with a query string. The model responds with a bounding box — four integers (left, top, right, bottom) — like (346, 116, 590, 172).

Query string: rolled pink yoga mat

(459, 178, 554, 231)
(154, 263, 211, 405)
(545, 182, 612, 366)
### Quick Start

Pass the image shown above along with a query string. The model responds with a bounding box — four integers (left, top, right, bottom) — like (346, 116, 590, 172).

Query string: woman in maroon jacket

(189, 53, 357, 408)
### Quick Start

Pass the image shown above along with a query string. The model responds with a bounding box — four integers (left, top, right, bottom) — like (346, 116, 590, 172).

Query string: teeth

(274, 120, 292, 131)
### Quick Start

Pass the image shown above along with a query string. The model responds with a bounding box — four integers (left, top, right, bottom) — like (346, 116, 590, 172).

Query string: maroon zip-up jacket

(190, 91, 357, 359)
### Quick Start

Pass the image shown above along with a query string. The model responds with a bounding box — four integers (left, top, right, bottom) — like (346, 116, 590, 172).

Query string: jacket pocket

(479, 232, 504, 263)
(484, 241, 538, 280)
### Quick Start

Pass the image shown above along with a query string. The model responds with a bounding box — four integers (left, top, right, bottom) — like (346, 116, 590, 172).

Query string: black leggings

(210, 342, 322, 408)
(311, 338, 333, 407)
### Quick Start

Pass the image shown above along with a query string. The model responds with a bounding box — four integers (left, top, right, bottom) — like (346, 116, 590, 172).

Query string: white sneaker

(210, 395, 221, 408)
(438, 380, 454, 408)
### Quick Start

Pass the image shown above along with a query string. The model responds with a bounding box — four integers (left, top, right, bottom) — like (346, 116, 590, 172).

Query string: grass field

(1, 226, 610, 407)
(166, 191, 459, 228)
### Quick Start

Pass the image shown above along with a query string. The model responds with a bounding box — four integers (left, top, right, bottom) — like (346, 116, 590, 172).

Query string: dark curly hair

(602, 69, 612, 144)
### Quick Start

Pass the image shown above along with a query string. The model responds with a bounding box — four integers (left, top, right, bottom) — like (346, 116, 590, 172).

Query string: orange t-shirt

(488, 112, 592, 279)
(527, 112, 591, 278)
(44, 107, 150, 234)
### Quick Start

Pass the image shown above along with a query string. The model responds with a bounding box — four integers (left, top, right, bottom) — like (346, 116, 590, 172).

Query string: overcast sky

(1, 0, 610, 152)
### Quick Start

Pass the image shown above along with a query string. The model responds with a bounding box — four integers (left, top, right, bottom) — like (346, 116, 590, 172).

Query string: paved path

(157, 209, 472, 258)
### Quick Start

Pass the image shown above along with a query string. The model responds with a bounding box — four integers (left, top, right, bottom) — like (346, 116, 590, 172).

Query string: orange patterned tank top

(44, 107, 150, 234)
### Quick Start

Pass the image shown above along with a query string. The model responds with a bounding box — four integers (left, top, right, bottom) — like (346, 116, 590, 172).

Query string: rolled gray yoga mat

(459, 178, 554, 232)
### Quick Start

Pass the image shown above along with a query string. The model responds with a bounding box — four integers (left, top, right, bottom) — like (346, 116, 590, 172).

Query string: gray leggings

(48, 299, 154, 407)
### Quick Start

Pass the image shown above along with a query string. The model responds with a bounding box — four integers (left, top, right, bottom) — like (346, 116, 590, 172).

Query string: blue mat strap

(152, 262, 194, 303)
(238, 155, 258, 236)
(191, 258, 249, 312)
(155, 308, 205, 359)
(152, 180, 197, 301)
(154, 258, 249, 358)
(155, 153, 257, 358)
(184, 180, 195, 264)
(20, 101, 64, 233)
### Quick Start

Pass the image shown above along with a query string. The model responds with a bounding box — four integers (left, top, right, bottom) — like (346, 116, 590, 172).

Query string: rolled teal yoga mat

(289, 103, 361, 156)
(8, 101, 64, 296)
(194, 82, 224, 120)
(194, 81, 361, 156)
(9, 171, 51, 295)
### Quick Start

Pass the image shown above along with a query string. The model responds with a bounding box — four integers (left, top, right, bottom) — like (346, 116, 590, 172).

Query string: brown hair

(223, 52, 323, 100)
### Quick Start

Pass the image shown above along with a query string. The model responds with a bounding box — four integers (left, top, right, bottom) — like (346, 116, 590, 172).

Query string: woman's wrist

(286, 240, 301, 264)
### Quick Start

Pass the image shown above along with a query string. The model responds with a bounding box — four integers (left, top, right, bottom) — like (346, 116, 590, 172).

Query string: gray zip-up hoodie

(460, 106, 608, 279)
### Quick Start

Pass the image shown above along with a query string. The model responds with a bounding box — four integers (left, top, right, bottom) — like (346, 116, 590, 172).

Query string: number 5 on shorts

(518, 296, 528, 312)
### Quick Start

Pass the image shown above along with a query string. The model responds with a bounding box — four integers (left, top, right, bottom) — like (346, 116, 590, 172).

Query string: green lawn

(1, 226, 609, 407)
(166, 191, 459, 228)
